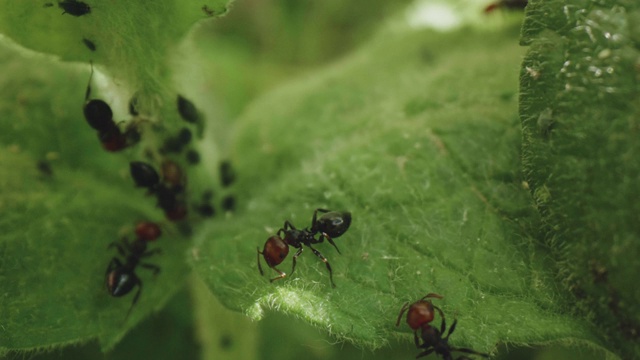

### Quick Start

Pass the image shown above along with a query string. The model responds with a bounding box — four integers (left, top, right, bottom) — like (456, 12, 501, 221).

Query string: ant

(129, 161, 188, 221)
(83, 63, 140, 151)
(396, 294, 489, 360)
(257, 209, 352, 287)
(484, 0, 527, 14)
(106, 221, 162, 319)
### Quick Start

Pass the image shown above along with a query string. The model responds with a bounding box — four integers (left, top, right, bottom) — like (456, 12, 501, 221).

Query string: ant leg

(432, 304, 447, 335)
(140, 262, 160, 275)
(451, 348, 490, 358)
(284, 220, 296, 230)
(107, 242, 126, 257)
(307, 244, 336, 288)
(395, 302, 410, 326)
(269, 266, 287, 283)
(413, 331, 420, 348)
(277, 221, 296, 238)
(124, 276, 142, 321)
(289, 247, 303, 276)
(320, 232, 341, 254)
(415, 348, 434, 359)
(257, 247, 265, 275)
(444, 318, 458, 340)
(311, 208, 331, 228)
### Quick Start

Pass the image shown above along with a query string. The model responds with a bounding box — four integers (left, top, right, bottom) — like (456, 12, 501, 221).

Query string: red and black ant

(396, 293, 489, 360)
(483, 0, 527, 14)
(106, 221, 162, 319)
(129, 161, 188, 221)
(257, 209, 352, 287)
(83, 63, 140, 151)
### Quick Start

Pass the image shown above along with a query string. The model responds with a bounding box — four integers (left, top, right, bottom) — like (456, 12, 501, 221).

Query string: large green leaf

(520, 0, 640, 358)
(0, 0, 229, 99)
(191, 24, 614, 357)
(0, 7, 208, 354)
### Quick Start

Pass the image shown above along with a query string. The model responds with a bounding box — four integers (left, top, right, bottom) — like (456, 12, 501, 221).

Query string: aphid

(185, 150, 200, 165)
(219, 160, 236, 187)
(106, 231, 161, 319)
(484, 0, 527, 13)
(58, 0, 91, 17)
(83, 63, 138, 152)
(161, 160, 185, 189)
(195, 203, 215, 217)
(82, 38, 96, 51)
(160, 128, 192, 154)
(43, 2, 54, 8)
(177, 95, 199, 123)
(257, 209, 352, 287)
(221, 195, 235, 212)
(396, 294, 489, 359)
(130, 161, 161, 189)
(36, 160, 53, 177)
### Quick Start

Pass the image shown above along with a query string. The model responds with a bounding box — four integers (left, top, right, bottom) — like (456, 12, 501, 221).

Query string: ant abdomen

(262, 235, 289, 267)
(316, 211, 352, 238)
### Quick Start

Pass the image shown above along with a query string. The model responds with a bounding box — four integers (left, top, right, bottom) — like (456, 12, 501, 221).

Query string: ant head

(406, 300, 436, 330)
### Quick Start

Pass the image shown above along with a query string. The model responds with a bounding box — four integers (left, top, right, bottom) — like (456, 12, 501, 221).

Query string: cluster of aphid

(130, 161, 188, 221)
(65, 53, 240, 318)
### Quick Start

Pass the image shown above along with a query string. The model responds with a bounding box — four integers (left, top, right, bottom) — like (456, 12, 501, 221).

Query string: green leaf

(520, 0, 640, 358)
(0, 41, 191, 353)
(191, 25, 613, 357)
(0, 0, 229, 99)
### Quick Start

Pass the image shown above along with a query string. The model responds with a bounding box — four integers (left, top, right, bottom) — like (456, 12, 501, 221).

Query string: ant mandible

(106, 221, 162, 319)
(396, 294, 489, 360)
(257, 208, 352, 287)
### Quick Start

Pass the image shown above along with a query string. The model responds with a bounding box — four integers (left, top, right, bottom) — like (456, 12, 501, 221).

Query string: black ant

(396, 294, 489, 360)
(257, 209, 352, 287)
(484, 0, 527, 14)
(83, 63, 140, 151)
(106, 221, 162, 319)
(129, 161, 188, 221)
